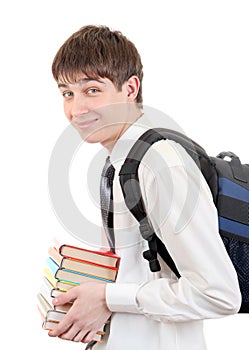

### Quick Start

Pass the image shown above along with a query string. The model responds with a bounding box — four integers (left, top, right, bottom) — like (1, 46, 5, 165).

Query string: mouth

(74, 119, 98, 130)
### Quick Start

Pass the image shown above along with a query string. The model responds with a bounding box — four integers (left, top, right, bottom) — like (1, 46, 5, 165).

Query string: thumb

(52, 288, 76, 306)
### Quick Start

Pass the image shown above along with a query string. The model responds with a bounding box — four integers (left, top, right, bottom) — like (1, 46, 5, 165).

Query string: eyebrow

(58, 77, 105, 89)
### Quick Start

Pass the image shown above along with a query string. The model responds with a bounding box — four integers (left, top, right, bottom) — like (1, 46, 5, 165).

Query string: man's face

(58, 74, 140, 150)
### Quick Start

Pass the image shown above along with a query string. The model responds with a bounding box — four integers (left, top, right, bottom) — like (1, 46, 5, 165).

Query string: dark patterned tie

(100, 156, 115, 253)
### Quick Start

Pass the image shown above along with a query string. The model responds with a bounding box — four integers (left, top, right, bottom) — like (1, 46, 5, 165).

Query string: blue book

(55, 267, 114, 285)
(44, 257, 60, 286)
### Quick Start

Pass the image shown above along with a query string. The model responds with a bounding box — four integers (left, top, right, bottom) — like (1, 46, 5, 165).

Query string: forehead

(57, 74, 109, 89)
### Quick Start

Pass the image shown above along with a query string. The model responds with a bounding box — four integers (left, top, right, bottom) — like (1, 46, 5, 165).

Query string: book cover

(43, 257, 60, 287)
(55, 268, 115, 285)
(45, 309, 66, 323)
(43, 309, 67, 331)
(39, 276, 54, 304)
(50, 288, 66, 298)
(59, 244, 120, 268)
(55, 279, 78, 291)
(48, 245, 62, 266)
(60, 256, 118, 281)
(37, 292, 51, 322)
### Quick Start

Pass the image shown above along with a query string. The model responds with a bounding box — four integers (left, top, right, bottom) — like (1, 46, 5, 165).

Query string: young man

(48, 25, 241, 349)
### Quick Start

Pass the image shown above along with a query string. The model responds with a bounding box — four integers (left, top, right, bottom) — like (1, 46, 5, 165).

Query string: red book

(60, 256, 118, 281)
(59, 244, 120, 269)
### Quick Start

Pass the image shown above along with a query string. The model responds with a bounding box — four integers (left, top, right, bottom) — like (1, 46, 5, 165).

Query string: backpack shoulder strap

(119, 128, 216, 275)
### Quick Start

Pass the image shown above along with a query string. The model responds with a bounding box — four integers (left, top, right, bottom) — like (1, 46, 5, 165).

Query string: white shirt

(94, 113, 241, 350)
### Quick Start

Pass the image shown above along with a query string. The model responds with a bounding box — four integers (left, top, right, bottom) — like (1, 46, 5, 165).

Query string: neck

(102, 108, 143, 153)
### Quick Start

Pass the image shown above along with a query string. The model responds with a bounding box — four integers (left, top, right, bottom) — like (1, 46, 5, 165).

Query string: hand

(48, 282, 112, 343)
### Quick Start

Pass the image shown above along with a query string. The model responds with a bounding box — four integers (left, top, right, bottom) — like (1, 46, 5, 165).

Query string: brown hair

(52, 25, 143, 104)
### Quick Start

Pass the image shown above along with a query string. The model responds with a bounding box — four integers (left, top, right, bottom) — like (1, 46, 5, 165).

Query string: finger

(52, 288, 77, 306)
(83, 330, 97, 344)
(59, 325, 82, 342)
(48, 316, 72, 337)
(73, 329, 89, 343)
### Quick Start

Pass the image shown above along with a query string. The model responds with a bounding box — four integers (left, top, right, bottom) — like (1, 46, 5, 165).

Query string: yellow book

(44, 266, 57, 287)
(43, 257, 59, 287)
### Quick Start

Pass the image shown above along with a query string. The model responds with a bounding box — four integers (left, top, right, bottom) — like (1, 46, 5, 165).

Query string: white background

(1, 0, 249, 349)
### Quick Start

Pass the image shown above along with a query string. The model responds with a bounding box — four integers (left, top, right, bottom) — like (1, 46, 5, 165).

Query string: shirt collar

(109, 108, 185, 171)
(109, 113, 153, 171)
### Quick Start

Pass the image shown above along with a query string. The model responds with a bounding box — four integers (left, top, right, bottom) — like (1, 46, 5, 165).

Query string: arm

(106, 140, 241, 322)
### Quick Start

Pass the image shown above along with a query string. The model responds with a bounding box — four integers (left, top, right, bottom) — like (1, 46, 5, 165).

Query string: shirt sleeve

(106, 140, 241, 322)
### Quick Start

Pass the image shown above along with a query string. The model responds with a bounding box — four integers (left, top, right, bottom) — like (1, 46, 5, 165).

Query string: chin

(78, 128, 113, 148)
(84, 136, 100, 144)
(78, 133, 100, 144)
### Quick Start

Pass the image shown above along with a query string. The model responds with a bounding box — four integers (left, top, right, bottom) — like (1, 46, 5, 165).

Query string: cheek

(63, 104, 72, 121)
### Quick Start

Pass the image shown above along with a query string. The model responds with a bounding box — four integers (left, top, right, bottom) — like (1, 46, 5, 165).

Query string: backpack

(119, 128, 249, 313)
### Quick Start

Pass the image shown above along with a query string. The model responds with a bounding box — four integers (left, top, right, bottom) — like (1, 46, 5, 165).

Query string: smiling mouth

(75, 119, 98, 129)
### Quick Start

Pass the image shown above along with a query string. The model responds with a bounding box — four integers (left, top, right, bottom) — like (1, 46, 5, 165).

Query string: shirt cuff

(106, 283, 140, 313)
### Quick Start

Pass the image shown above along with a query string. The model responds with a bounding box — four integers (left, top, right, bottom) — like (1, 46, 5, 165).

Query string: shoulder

(136, 139, 190, 196)
(137, 138, 213, 203)
(137, 137, 208, 192)
(138, 139, 197, 175)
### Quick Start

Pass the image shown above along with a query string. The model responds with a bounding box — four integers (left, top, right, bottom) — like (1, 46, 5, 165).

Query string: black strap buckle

(142, 234, 161, 272)
(143, 249, 161, 272)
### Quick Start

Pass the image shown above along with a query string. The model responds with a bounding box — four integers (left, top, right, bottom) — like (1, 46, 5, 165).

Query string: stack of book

(37, 242, 120, 343)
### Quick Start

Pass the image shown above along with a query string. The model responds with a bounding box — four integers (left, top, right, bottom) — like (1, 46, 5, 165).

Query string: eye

(86, 88, 100, 95)
(62, 91, 73, 98)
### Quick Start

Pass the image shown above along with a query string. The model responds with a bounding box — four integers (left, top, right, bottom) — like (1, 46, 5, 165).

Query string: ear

(126, 75, 140, 102)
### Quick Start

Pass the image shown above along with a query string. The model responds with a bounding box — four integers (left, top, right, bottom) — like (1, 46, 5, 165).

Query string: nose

(71, 94, 90, 119)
